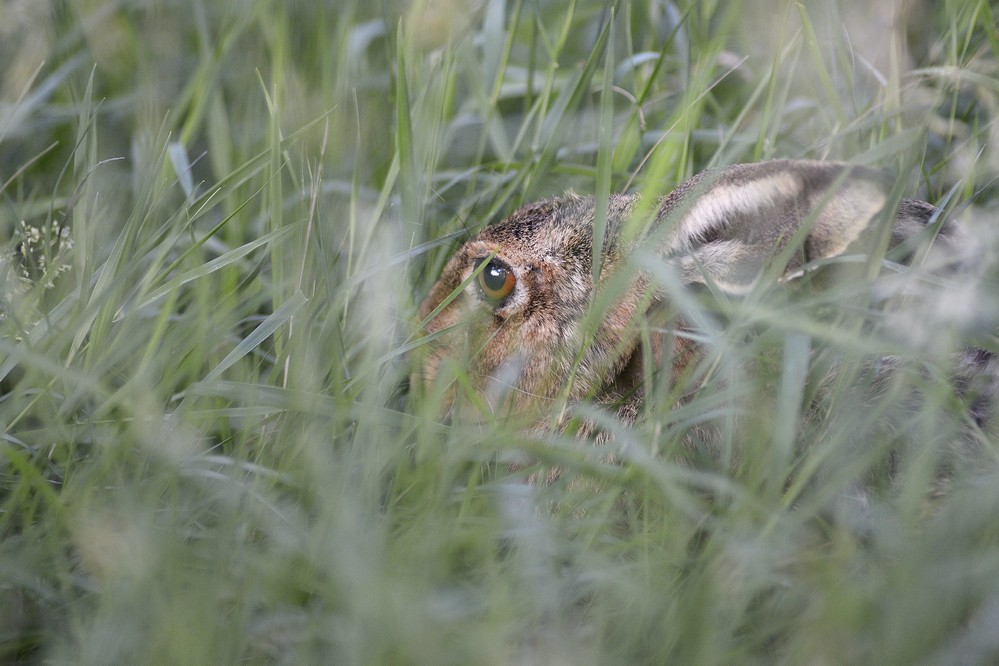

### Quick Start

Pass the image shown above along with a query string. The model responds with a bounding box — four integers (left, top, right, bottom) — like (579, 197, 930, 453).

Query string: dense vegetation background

(2, 0, 999, 662)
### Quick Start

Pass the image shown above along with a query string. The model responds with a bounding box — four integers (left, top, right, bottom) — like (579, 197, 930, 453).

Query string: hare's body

(416, 160, 971, 433)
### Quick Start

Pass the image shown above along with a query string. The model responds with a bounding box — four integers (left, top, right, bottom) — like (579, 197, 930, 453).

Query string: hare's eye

(475, 258, 516, 304)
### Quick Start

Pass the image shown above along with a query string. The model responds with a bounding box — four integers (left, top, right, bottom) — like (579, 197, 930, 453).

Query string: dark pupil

(483, 262, 508, 291)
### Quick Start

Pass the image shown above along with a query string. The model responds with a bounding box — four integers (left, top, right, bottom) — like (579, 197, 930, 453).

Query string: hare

(414, 160, 991, 445)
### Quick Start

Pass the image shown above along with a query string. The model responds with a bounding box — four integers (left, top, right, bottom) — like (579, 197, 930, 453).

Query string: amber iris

(476, 258, 516, 304)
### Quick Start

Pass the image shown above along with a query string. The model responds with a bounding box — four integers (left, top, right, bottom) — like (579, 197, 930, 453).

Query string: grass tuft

(1, 0, 998, 662)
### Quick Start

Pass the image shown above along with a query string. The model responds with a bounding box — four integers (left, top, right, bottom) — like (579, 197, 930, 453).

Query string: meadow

(2, 0, 999, 662)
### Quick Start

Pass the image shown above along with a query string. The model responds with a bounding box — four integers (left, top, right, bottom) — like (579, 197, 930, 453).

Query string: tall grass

(1, 0, 998, 662)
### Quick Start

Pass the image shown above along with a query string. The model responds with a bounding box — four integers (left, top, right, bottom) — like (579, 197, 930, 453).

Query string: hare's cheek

(479, 351, 532, 409)
(468, 319, 519, 374)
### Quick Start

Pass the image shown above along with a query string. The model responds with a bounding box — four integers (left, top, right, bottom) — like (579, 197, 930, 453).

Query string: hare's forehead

(466, 221, 592, 267)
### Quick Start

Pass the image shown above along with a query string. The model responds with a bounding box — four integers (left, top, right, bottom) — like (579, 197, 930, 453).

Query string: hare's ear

(658, 160, 910, 293)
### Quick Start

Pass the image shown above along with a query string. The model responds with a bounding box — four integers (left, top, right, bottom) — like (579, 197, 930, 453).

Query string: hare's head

(415, 194, 655, 425)
(414, 160, 948, 428)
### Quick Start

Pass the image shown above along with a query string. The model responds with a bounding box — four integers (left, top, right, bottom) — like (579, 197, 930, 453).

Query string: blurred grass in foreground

(1, 0, 999, 662)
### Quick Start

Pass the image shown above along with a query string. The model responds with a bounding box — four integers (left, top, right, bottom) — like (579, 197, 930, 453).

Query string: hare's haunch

(415, 160, 963, 429)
